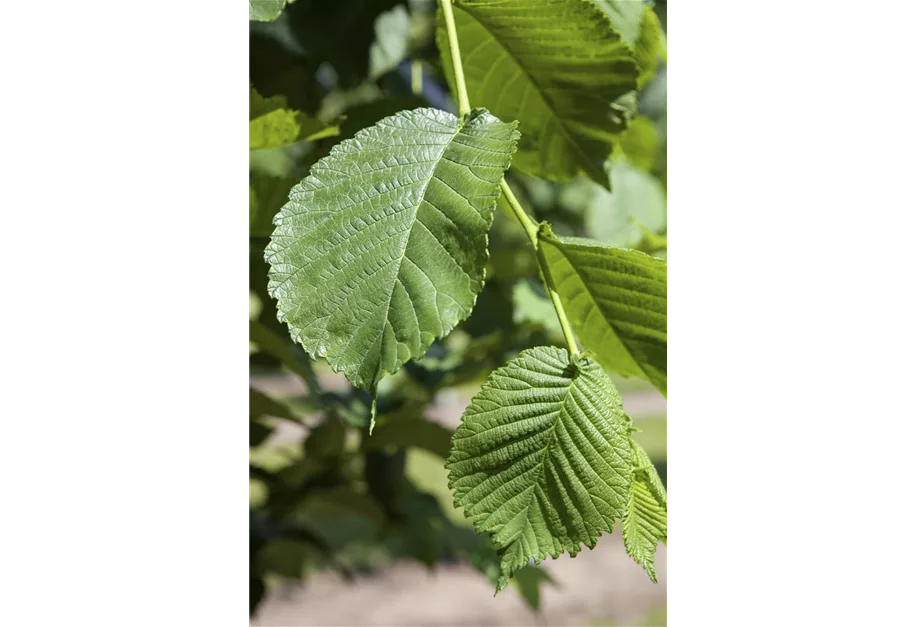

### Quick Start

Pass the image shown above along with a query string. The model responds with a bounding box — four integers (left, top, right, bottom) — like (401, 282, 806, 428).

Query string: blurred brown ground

(251, 375, 667, 627)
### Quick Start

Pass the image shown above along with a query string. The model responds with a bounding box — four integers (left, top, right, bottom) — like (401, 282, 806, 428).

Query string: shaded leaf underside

(540, 231, 667, 395)
(592, 0, 663, 88)
(437, 0, 637, 187)
(623, 439, 667, 582)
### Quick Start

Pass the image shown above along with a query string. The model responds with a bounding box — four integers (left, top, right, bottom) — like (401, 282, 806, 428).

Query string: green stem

(499, 179, 538, 246)
(439, 0, 471, 117)
(411, 60, 423, 96)
(439, 0, 579, 358)
(500, 181, 580, 357)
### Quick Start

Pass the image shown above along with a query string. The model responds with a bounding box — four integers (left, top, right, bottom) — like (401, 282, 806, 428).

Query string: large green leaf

(250, 0, 286, 22)
(250, 86, 339, 150)
(447, 346, 634, 591)
(622, 438, 667, 582)
(592, 1, 664, 88)
(539, 229, 666, 395)
(266, 107, 519, 396)
(437, 0, 638, 187)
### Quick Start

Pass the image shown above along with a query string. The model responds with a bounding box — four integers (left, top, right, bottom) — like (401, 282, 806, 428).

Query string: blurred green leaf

(364, 418, 453, 458)
(284, 0, 403, 89)
(250, 172, 296, 237)
(585, 160, 666, 247)
(614, 116, 659, 172)
(250, 320, 312, 382)
(250, 419, 274, 447)
(307, 486, 387, 526)
(305, 417, 347, 460)
(512, 280, 563, 340)
(250, 0, 286, 22)
(249, 30, 325, 114)
(369, 5, 412, 79)
(511, 565, 556, 611)
(250, 85, 339, 150)
(250, 386, 299, 421)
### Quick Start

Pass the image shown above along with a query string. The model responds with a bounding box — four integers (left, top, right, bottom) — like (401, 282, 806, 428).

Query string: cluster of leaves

(250, 0, 667, 617)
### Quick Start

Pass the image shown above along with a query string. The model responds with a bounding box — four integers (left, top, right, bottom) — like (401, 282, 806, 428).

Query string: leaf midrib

(369, 114, 469, 386)
(498, 364, 579, 548)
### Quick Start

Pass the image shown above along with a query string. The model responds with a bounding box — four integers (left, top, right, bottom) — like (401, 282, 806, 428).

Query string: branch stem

(439, 0, 472, 116)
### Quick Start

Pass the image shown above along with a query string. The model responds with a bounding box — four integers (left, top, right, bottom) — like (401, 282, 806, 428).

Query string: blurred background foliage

(250, 0, 667, 621)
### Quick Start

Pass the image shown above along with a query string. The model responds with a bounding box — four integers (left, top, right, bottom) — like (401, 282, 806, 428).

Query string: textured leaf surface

(592, 1, 663, 88)
(447, 346, 634, 591)
(623, 439, 667, 581)
(540, 230, 667, 395)
(437, 0, 637, 187)
(266, 107, 519, 392)
(250, 86, 338, 150)
(250, 0, 286, 22)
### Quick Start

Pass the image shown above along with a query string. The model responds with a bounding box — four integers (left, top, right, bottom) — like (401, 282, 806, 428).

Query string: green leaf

(539, 229, 667, 395)
(585, 159, 666, 247)
(437, 0, 638, 187)
(250, 85, 339, 150)
(614, 115, 660, 172)
(364, 418, 454, 458)
(447, 346, 634, 591)
(250, 0, 286, 22)
(511, 565, 556, 611)
(280, 0, 405, 89)
(512, 280, 563, 339)
(249, 319, 312, 382)
(369, 5, 412, 80)
(250, 418, 274, 448)
(265, 107, 519, 395)
(592, 1, 664, 88)
(305, 417, 347, 460)
(250, 172, 298, 238)
(622, 439, 667, 582)
(250, 387, 298, 422)
(249, 30, 324, 115)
